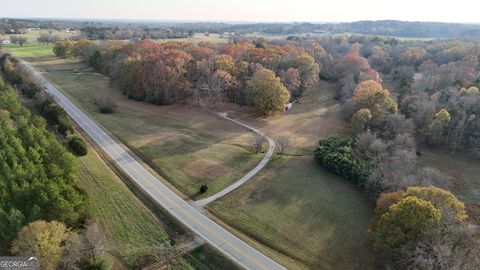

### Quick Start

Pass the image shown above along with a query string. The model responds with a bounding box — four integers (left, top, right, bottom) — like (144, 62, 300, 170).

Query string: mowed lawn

(208, 156, 375, 270)
(234, 80, 348, 155)
(209, 83, 376, 270)
(28, 56, 261, 198)
(3, 43, 55, 58)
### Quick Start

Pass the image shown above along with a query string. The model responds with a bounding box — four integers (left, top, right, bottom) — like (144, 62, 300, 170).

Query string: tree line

(0, 56, 107, 268)
(53, 38, 330, 114)
(0, 77, 85, 251)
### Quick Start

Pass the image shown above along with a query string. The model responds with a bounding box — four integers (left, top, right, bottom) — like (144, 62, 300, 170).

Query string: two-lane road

(22, 62, 286, 270)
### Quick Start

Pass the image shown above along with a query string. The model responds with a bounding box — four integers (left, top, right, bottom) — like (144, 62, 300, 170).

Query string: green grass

(3, 43, 54, 58)
(76, 143, 175, 264)
(233, 80, 348, 156)
(208, 156, 376, 270)
(176, 245, 241, 270)
(207, 83, 376, 270)
(7, 29, 78, 43)
(24, 56, 261, 198)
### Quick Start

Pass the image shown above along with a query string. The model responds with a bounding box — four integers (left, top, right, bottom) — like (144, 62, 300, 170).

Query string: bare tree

(276, 135, 290, 155)
(401, 222, 480, 270)
(89, 93, 117, 113)
(251, 133, 267, 153)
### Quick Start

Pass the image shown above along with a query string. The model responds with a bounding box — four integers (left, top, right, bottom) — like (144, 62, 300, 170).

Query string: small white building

(1, 39, 11, 44)
(285, 103, 293, 110)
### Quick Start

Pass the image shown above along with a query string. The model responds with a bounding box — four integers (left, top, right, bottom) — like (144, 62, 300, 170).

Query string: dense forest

(311, 33, 480, 269)
(0, 55, 110, 269)
(0, 76, 85, 247)
(54, 38, 323, 113)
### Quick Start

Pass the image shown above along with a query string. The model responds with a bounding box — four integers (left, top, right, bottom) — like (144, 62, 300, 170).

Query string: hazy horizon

(1, 0, 479, 24)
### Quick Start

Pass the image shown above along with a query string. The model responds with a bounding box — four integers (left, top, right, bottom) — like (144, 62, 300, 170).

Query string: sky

(1, 0, 478, 23)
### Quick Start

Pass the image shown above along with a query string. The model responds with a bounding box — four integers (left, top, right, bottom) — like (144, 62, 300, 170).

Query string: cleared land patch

(208, 83, 376, 270)
(3, 43, 54, 58)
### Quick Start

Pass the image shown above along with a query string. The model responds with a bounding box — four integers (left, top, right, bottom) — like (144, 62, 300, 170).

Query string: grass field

(24, 55, 261, 198)
(71, 132, 240, 270)
(76, 142, 176, 265)
(208, 156, 375, 270)
(208, 83, 376, 270)
(7, 29, 78, 42)
(3, 43, 54, 58)
(232, 80, 348, 155)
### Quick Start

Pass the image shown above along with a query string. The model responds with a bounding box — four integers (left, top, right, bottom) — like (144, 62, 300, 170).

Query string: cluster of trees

(10, 220, 111, 270)
(170, 21, 480, 39)
(80, 26, 189, 40)
(0, 79, 85, 253)
(1, 54, 76, 137)
(37, 33, 61, 44)
(370, 187, 479, 269)
(314, 136, 369, 185)
(313, 36, 479, 268)
(0, 60, 102, 269)
(9, 36, 28, 46)
(312, 36, 479, 190)
(54, 38, 328, 114)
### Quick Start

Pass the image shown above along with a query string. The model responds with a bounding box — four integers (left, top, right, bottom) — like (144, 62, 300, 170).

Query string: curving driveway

(193, 112, 275, 208)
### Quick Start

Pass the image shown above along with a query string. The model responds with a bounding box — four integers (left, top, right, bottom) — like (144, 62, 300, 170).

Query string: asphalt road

(22, 62, 286, 270)
(193, 112, 275, 208)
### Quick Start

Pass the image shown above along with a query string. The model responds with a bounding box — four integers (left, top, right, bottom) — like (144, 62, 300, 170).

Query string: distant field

(3, 43, 54, 58)
(24, 55, 261, 198)
(209, 83, 376, 270)
(8, 29, 78, 42)
(158, 33, 228, 44)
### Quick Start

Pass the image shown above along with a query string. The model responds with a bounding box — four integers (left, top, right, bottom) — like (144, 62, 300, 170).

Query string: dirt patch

(185, 159, 227, 178)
